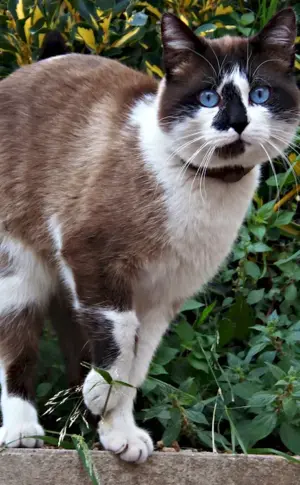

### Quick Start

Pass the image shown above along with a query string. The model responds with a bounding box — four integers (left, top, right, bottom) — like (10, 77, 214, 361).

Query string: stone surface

(1, 450, 300, 485)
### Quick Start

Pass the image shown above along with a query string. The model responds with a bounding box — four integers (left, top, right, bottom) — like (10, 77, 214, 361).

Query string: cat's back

(0, 54, 156, 136)
(0, 54, 157, 245)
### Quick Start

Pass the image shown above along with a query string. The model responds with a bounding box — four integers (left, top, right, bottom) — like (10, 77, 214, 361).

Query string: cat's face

(158, 8, 300, 169)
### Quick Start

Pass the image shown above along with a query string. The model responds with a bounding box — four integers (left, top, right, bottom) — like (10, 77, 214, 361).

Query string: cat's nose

(230, 119, 249, 135)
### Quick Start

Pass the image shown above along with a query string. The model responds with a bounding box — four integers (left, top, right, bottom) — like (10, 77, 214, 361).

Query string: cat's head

(158, 8, 300, 170)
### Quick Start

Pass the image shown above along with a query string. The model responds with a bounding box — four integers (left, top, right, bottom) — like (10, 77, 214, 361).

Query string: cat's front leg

(78, 306, 155, 462)
(98, 309, 170, 462)
(80, 307, 139, 415)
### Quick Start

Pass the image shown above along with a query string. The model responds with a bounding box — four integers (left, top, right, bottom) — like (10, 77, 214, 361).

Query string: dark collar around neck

(184, 162, 254, 183)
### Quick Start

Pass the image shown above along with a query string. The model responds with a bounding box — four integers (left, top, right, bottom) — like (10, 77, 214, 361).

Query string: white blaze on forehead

(218, 66, 250, 107)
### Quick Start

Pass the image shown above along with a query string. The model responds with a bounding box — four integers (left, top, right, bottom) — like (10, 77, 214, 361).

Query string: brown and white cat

(0, 8, 299, 462)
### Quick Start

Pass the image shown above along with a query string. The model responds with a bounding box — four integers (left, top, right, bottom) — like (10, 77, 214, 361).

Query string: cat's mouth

(216, 140, 246, 159)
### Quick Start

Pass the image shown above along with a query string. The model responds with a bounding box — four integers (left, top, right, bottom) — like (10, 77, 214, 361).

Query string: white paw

(0, 422, 44, 448)
(83, 369, 121, 415)
(99, 420, 154, 464)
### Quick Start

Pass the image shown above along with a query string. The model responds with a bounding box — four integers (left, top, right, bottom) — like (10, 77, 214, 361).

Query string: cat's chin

(215, 139, 246, 159)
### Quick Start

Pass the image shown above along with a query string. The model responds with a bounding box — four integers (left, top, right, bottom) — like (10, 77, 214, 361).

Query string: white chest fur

(130, 96, 260, 311)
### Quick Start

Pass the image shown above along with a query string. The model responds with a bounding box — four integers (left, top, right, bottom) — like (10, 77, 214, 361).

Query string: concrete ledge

(1, 449, 300, 485)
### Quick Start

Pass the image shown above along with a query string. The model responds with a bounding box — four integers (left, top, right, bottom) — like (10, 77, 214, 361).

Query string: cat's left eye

(249, 86, 270, 104)
(199, 90, 220, 108)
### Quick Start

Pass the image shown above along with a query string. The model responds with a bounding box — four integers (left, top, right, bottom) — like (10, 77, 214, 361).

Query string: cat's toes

(83, 369, 121, 415)
(99, 421, 153, 464)
(0, 423, 44, 448)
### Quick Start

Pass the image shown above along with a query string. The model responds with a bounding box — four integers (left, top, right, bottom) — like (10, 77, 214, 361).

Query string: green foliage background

(1, 0, 300, 455)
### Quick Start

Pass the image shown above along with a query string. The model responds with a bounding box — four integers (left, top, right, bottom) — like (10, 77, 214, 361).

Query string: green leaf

(162, 408, 181, 446)
(282, 398, 298, 420)
(93, 367, 112, 384)
(248, 224, 266, 240)
(180, 299, 204, 312)
(72, 435, 100, 485)
(175, 321, 195, 343)
(185, 409, 208, 425)
(196, 429, 229, 450)
(129, 12, 148, 26)
(150, 363, 168, 376)
(218, 295, 254, 347)
(36, 382, 52, 398)
(256, 200, 275, 219)
(265, 363, 286, 380)
(198, 301, 216, 324)
(249, 413, 277, 443)
(280, 423, 300, 454)
(248, 392, 277, 408)
(113, 380, 135, 388)
(143, 405, 171, 420)
(245, 342, 268, 363)
(154, 346, 178, 366)
(41, 435, 74, 449)
(286, 331, 300, 345)
(194, 23, 217, 35)
(275, 250, 300, 266)
(248, 448, 300, 464)
(250, 242, 272, 253)
(247, 288, 265, 305)
(273, 212, 294, 227)
(188, 355, 209, 373)
(233, 382, 263, 400)
(244, 261, 261, 279)
(284, 283, 297, 302)
(240, 12, 255, 25)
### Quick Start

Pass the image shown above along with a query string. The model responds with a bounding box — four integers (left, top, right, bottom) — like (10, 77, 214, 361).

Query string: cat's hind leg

(0, 236, 55, 447)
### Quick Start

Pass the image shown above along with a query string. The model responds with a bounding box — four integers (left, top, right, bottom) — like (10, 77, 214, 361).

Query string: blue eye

(249, 86, 270, 104)
(199, 90, 220, 108)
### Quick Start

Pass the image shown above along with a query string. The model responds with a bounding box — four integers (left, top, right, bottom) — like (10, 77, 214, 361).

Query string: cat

(0, 8, 299, 463)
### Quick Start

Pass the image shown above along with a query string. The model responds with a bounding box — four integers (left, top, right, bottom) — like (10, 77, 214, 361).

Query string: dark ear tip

(275, 7, 296, 23)
(161, 13, 178, 28)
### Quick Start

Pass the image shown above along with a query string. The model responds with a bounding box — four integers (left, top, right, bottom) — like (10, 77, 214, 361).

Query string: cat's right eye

(199, 89, 220, 108)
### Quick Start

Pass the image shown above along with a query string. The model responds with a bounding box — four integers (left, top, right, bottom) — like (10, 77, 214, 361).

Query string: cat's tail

(38, 31, 70, 61)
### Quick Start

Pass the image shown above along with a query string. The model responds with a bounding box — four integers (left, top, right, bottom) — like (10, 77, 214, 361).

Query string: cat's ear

(252, 8, 296, 53)
(161, 13, 207, 79)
